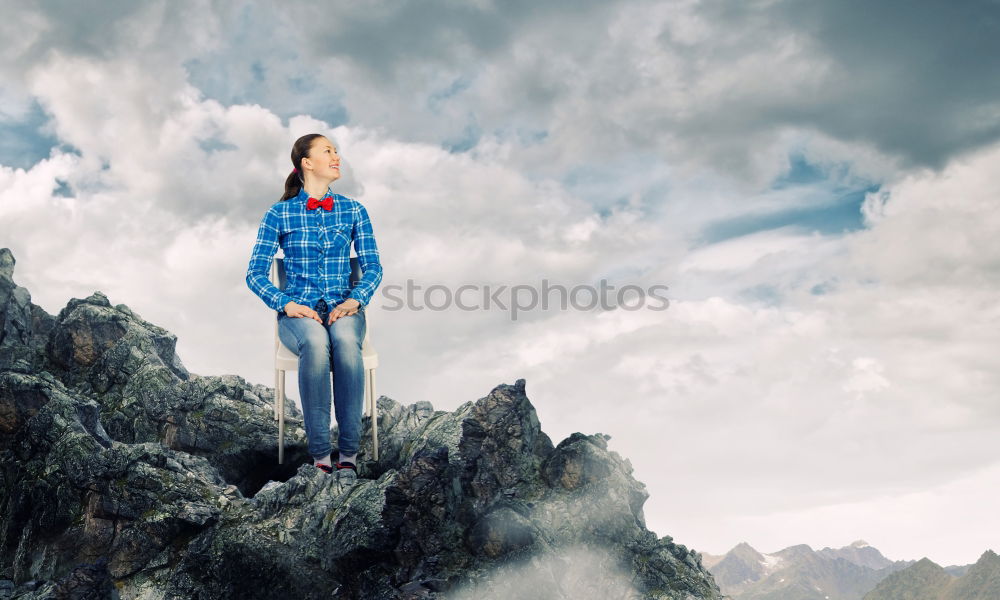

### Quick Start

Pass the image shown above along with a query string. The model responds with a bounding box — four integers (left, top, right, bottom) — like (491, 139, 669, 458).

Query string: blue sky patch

(180, 3, 350, 130)
(0, 99, 62, 170)
(197, 138, 238, 154)
(810, 278, 838, 295)
(427, 75, 473, 114)
(696, 151, 879, 246)
(772, 152, 829, 188)
(560, 152, 666, 216)
(53, 179, 73, 197)
(737, 283, 783, 307)
(443, 120, 482, 153)
(698, 184, 877, 245)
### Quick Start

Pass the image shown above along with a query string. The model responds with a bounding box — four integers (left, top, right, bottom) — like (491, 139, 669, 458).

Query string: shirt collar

(294, 186, 335, 201)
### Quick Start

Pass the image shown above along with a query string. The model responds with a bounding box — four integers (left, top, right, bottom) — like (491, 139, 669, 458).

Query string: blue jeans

(277, 298, 367, 460)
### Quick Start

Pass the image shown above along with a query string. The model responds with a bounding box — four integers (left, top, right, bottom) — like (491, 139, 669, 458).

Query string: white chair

(269, 256, 379, 464)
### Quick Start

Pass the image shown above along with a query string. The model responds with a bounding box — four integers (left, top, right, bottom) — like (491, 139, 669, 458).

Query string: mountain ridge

(0, 247, 721, 599)
(706, 540, 912, 600)
(706, 540, 996, 600)
(864, 550, 1000, 600)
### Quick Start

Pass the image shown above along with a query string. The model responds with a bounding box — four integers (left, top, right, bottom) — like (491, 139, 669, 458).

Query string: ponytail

(280, 133, 325, 201)
(280, 168, 303, 201)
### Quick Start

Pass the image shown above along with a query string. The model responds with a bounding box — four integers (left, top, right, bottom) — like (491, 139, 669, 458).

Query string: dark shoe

(315, 462, 334, 474)
(335, 461, 358, 476)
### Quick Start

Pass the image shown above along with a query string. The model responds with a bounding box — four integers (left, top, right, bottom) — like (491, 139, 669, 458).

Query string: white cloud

(388, 141, 1000, 568)
(1, 0, 999, 571)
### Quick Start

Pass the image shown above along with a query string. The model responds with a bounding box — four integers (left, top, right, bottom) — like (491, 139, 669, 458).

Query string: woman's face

(304, 137, 341, 181)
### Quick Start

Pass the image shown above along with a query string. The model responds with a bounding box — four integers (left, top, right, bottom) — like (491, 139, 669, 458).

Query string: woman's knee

(281, 319, 331, 354)
(329, 318, 364, 348)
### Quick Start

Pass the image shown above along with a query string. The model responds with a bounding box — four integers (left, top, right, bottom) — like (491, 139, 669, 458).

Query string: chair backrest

(269, 257, 370, 337)
(271, 256, 363, 291)
(269, 255, 375, 365)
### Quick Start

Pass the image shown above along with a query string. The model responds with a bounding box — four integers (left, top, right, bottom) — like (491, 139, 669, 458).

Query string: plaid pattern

(246, 186, 383, 313)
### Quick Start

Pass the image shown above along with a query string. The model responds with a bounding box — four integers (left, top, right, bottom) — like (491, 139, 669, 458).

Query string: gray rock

(0, 248, 721, 599)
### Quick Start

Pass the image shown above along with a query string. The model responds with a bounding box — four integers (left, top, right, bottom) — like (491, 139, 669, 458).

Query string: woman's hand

(283, 302, 323, 323)
(328, 298, 361, 324)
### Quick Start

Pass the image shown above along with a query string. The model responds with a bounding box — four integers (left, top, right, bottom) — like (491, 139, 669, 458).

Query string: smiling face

(302, 137, 341, 181)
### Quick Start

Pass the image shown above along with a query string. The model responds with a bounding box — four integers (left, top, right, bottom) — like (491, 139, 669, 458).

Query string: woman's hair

(280, 133, 326, 201)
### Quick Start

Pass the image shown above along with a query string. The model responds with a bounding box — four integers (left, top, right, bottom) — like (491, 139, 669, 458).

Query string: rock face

(0, 247, 722, 600)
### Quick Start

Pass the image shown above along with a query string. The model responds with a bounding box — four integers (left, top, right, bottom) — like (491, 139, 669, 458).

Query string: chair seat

(275, 336, 379, 371)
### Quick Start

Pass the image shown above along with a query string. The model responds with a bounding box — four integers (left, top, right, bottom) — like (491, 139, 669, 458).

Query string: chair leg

(277, 370, 286, 465)
(369, 369, 378, 462)
(273, 369, 280, 421)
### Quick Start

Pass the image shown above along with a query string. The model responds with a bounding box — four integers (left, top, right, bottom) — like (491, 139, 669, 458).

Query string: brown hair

(280, 133, 326, 201)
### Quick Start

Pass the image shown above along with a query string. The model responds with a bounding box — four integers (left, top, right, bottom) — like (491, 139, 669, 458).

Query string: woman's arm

(347, 203, 384, 307)
(246, 207, 295, 312)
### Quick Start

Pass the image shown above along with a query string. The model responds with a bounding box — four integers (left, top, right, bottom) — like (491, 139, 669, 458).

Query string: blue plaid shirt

(246, 186, 383, 313)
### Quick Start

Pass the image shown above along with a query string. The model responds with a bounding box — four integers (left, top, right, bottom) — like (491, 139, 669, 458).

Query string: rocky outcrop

(0, 247, 721, 599)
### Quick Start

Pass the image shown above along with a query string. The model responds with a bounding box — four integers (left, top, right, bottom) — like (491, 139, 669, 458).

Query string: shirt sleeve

(347, 203, 384, 307)
(246, 206, 295, 312)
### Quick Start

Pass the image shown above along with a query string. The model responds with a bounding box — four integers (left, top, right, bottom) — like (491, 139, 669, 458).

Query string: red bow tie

(306, 196, 333, 211)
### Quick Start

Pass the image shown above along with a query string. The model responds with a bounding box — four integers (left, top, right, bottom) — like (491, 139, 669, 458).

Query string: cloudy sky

(2, 0, 998, 567)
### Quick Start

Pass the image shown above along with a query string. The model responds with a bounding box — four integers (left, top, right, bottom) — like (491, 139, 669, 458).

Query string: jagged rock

(0, 248, 721, 599)
(0, 249, 45, 374)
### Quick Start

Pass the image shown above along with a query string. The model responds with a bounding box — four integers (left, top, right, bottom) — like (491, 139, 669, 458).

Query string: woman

(245, 133, 383, 479)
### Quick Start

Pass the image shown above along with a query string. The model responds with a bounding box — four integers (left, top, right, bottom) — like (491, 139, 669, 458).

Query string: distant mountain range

(702, 540, 996, 600)
(863, 550, 1000, 600)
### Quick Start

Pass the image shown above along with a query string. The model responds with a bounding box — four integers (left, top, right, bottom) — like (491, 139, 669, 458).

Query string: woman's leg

(278, 312, 333, 461)
(328, 307, 367, 459)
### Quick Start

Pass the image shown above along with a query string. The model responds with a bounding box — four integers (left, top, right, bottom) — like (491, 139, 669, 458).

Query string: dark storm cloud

(771, 0, 1000, 169)
(6, 0, 1000, 176)
(292, 0, 1000, 173)
(613, 0, 1000, 174)
(300, 0, 614, 77)
(12, 1, 185, 60)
